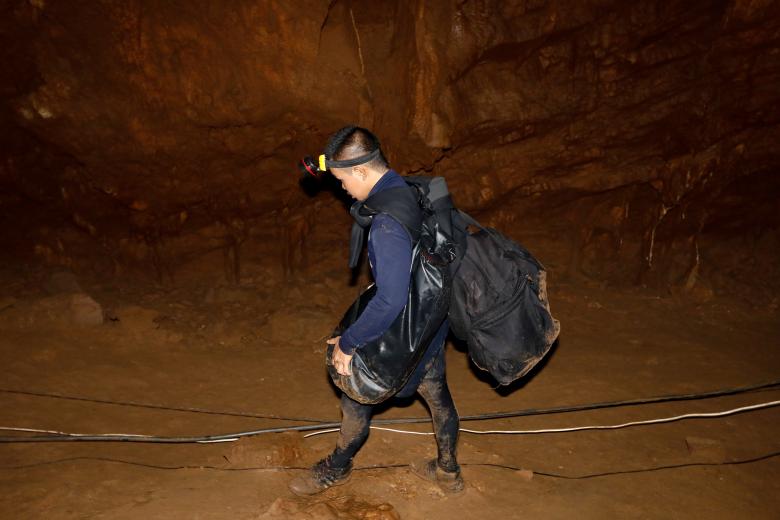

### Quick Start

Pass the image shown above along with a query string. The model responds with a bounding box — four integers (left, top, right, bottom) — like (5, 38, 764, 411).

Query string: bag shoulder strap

(348, 185, 423, 269)
(363, 186, 423, 241)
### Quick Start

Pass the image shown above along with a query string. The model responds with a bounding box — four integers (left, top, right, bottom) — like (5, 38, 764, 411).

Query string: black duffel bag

(449, 221, 560, 385)
(327, 242, 451, 404)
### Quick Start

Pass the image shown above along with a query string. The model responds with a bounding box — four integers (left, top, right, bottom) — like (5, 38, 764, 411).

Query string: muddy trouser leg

(417, 350, 460, 473)
(329, 393, 373, 469)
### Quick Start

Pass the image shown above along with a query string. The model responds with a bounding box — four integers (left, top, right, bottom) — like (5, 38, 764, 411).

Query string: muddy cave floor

(0, 268, 779, 519)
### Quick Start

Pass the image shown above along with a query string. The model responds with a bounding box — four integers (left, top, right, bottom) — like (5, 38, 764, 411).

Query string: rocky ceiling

(1, 0, 778, 298)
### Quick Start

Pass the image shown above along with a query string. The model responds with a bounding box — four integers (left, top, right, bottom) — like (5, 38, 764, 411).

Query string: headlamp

(298, 148, 382, 178)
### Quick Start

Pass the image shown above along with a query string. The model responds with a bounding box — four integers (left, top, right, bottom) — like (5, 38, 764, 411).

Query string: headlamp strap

(318, 148, 381, 171)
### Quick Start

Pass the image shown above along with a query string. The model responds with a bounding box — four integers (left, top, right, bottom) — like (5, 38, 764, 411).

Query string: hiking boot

(288, 456, 352, 496)
(410, 459, 465, 494)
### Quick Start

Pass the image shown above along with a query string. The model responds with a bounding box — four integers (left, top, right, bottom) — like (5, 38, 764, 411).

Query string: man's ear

(353, 165, 368, 180)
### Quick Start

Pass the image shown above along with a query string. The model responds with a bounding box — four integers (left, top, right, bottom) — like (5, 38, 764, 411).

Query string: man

(289, 126, 464, 495)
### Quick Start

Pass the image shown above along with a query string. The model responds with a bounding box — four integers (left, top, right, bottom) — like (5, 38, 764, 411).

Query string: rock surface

(1, 0, 778, 297)
(0, 293, 103, 328)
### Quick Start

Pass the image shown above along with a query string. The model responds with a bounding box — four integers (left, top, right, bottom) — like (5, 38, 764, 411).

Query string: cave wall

(1, 0, 778, 299)
(414, 0, 780, 301)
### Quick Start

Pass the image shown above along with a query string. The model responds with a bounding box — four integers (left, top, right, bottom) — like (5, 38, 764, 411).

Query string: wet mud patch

(226, 432, 305, 467)
(259, 495, 400, 519)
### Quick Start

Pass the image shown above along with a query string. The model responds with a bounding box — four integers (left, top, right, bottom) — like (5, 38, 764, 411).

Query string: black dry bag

(326, 185, 453, 404)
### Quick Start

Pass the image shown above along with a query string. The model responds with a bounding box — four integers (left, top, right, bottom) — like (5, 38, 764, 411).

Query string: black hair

(323, 125, 389, 170)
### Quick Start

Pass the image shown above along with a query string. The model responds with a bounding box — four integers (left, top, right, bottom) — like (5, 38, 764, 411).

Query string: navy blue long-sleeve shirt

(339, 170, 414, 354)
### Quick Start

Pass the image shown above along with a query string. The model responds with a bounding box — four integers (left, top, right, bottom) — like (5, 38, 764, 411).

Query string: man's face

(330, 167, 371, 201)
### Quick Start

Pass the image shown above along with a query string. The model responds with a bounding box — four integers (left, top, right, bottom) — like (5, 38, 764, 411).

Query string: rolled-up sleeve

(339, 214, 413, 354)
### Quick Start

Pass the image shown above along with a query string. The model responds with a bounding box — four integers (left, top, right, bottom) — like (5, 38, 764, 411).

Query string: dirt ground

(1, 267, 779, 519)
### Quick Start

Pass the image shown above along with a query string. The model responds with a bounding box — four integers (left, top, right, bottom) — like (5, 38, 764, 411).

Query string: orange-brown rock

(0, 0, 777, 299)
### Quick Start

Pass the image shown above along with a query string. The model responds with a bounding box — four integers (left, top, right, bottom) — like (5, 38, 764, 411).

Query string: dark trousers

(329, 346, 460, 472)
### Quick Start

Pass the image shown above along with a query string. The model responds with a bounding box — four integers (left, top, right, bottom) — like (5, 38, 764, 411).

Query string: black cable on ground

(0, 388, 330, 423)
(0, 377, 777, 440)
(3, 397, 779, 443)
(1, 450, 778, 480)
(479, 449, 780, 480)
(2, 379, 779, 443)
(456, 379, 780, 423)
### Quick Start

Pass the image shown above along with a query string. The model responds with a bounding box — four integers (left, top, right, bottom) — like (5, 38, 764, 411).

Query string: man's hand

(327, 336, 353, 376)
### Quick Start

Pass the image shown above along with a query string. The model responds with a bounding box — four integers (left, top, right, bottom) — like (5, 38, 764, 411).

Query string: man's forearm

(340, 291, 407, 354)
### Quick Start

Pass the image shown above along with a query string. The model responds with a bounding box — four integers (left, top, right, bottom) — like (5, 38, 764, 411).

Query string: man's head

(324, 126, 389, 201)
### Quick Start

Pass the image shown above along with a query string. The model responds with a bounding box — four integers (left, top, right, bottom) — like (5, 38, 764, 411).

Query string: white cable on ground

(0, 426, 152, 438)
(3, 399, 778, 442)
(302, 399, 780, 438)
(0, 426, 232, 443)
